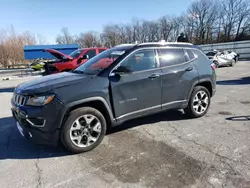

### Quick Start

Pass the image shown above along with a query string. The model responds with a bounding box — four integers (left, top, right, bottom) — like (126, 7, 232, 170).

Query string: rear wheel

(61, 107, 107, 154)
(230, 59, 236, 67)
(184, 86, 211, 118)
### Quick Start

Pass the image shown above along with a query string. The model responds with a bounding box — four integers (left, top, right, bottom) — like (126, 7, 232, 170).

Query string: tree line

(56, 0, 250, 47)
(0, 0, 249, 68)
(0, 26, 46, 68)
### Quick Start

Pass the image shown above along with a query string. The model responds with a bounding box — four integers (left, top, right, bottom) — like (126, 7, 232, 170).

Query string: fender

(57, 97, 115, 128)
(186, 78, 213, 103)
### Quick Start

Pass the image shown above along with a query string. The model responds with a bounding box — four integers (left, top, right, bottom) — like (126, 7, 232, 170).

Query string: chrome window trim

(116, 105, 161, 120)
(109, 46, 199, 76)
(157, 48, 198, 69)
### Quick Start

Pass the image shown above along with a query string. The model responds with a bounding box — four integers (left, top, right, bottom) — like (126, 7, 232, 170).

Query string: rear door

(157, 47, 198, 110)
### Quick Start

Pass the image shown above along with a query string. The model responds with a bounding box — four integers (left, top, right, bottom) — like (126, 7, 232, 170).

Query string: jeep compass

(11, 42, 216, 153)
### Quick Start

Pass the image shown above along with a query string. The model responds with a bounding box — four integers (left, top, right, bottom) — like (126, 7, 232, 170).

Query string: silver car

(206, 50, 238, 68)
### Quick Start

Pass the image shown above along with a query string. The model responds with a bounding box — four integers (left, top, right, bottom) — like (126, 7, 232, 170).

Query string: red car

(43, 47, 108, 74)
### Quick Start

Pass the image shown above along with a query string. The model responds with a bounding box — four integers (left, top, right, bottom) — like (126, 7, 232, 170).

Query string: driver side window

(85, 50, 97, 59)
(120, 49, 158, 72)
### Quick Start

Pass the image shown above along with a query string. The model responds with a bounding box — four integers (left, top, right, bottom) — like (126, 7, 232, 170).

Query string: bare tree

(36, 34, 47, 45)
(219, 0, 250, 41)
(101, 24, 122, 47)
(234, 0, 250, 40)
(169, 17, 184, 42)
(56, 27, 76, 44)
(187, 0, 218, 44)
(131, 18, 142, 42)
(0, 26, 39, 68)
(159, 16, 174, 41)
(77, 31, 102, 48)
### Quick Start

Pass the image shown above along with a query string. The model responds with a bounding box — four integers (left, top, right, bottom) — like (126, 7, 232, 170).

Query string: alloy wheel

(193, 91, 209, 114)
(70, 114, 102, 147)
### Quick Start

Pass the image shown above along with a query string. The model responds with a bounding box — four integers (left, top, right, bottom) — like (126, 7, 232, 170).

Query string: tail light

(210, 63, 216, 70)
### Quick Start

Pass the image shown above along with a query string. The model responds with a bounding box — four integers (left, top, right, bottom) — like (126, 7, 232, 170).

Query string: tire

(61, 107, 107, 154)
(230, 59, 236, 67)
(213, 60, 219, 68)
(62, 69, 71, 72)
(184, 86, 211, 118)
(234, 57, 238, 62)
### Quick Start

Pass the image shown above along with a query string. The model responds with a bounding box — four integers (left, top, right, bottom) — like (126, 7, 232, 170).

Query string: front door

(110, 49, 162, 121)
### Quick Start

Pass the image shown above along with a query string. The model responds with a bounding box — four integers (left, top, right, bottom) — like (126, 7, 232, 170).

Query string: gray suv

(11, 42, 216, 153)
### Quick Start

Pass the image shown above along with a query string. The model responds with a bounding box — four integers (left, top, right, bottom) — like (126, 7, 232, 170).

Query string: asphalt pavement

(0, 61, 250, 188)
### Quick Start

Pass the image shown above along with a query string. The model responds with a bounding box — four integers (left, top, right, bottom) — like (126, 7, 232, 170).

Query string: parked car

(206, 50, 239, 67)
(43, 47, 108, 74)
(11, 42, 216, 153)
(29, 58, 51, 71)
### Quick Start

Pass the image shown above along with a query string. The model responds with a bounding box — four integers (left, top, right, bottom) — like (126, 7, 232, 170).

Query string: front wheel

(184, 86, 211, 118)
(61, 107, 107, 154)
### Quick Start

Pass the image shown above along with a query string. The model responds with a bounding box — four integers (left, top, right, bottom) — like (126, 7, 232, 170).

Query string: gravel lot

(0, 61, 250, 188)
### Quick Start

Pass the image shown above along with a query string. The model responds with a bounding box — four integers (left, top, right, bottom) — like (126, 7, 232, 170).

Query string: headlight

(26, 95, 55, 106)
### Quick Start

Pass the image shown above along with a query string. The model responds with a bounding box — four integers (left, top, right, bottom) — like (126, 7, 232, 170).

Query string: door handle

(185, 67, 193, 71)
(148, 73, 161, 79)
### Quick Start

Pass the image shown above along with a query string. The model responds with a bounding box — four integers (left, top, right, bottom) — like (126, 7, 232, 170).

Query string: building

(23, 44, 79, 60)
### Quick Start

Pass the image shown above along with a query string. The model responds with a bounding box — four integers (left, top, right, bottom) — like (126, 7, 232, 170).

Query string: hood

(17, 72, 92, 95)
(43, 49, 73, 60)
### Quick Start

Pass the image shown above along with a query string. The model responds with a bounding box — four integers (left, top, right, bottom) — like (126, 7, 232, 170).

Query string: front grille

(13, 94, 27, 106)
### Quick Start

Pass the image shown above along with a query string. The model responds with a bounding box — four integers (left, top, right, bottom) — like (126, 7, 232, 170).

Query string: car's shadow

(107, 110, 188, 134)
(216, 77, 250, 85)
(0, 117, 69, 160)
(0, 110, 188, 160)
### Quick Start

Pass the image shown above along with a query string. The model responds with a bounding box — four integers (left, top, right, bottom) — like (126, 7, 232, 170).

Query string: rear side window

(186, 49, 196, 61)
(158, 48, 186, 67)
(98, 49, 107, 53)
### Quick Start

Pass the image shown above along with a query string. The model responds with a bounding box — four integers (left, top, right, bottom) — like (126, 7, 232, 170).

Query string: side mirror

(113, 66, 132, 74)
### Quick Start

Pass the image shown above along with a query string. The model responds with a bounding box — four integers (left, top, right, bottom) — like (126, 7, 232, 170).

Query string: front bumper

(212, 88, 216, 97)
(11, 97, 64, 146)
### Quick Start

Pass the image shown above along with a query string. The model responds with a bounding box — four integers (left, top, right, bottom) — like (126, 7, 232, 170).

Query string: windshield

(69, 49, 84, 58)
(73, 46, 132, 75)
(206, 52, 217, 56)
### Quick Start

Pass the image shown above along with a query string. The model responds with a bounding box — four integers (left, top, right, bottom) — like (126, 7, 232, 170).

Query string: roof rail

(138, 41, 193, 46)
(113, 43, 136, 47)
